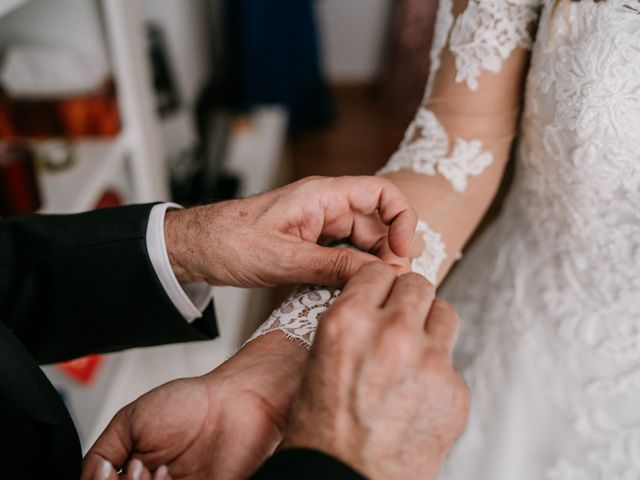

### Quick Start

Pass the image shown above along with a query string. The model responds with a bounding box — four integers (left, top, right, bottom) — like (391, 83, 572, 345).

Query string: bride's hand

(82, 332, 307, 480)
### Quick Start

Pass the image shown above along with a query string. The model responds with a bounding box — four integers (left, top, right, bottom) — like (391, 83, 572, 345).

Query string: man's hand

(82, 332, 308, 480)
(281, 263, 470, 480)
(164, 176, 417, 287)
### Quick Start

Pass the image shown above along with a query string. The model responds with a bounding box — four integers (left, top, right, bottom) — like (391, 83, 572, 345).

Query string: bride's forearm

(382, 157, 508, 286)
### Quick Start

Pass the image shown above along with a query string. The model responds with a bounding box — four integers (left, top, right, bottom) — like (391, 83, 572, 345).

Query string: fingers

(153, 465, 171, 480)
(83, 410, 133, 480)
(88, 459, 169, 480)
(296, 243, 392, 287)
(376, 182, 418, 258)
(424, 299, 460, 358)
(384, 273, 436, 328)
(126, 459, 152, 480)
(371, 238, 412, 275)
(337, 261, 398, 308)
(91, 459, 118, 480)
(329, 176, 418, 258)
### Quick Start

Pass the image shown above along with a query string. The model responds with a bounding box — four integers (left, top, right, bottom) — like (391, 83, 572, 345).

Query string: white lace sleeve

(246, 221, 447, 349)
(378, 0, 543, 192)
(246, 285, 341, 348)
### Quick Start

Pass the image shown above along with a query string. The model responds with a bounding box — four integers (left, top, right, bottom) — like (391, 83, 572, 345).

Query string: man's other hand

(282, 262, 470, 480)
(82, 333, 307, 480)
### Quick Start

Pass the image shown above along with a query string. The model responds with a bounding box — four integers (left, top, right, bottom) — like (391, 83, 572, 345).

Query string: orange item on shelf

(0, 80, 120, 140)
(57, 354, 104, 385)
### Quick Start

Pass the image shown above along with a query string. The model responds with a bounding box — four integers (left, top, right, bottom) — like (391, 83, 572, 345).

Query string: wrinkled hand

(282, 263, 470, 480)
(164, 176, 417, 287)
(82, 333, 307, 480)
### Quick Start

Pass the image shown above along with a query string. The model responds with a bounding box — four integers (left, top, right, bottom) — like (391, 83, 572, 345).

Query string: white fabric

(146, 203, 212, 322)
(438, 2, 640, 479)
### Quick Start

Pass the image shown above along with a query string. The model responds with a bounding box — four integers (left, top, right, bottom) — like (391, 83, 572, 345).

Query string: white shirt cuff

(146, 203, 213, 323)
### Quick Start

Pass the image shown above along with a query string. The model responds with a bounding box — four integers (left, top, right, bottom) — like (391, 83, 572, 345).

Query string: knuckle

(376, 325, 413, 364)
(321, 301, 364, 338)
(421, 348, 453, 376)
(318, 311, 348, 342)
(330, 249, 354, 283)
(451, 374, 472, 432)
(362, 260, 396, 278)
(374, 175, 393, 189)
(433, 298, 456, 315)
(387, 306, 414, 326)
(403, 272, 434, 292)
(300, 175, 324, 184)
(380, 320, 413, 349)
(432, 299, 460, 323)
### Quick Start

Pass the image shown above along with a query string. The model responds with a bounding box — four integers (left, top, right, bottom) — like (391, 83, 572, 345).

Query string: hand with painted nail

(82, 331, 308, 480)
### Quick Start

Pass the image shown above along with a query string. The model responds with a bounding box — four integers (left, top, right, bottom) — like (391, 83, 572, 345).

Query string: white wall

(316, 0, 393, 82)
(0, 0, 106, 60)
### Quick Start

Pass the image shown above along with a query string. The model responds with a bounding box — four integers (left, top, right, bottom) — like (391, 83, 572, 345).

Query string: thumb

(295, 244, 386, 286)
(82, 408, 134, 480)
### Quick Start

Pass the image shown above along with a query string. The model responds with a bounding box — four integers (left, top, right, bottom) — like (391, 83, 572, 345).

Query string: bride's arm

(247, 0, 544, 348)
(380, 0, 542, 281)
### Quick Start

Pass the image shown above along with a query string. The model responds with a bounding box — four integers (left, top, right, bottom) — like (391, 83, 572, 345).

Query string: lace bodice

(250, 1, 640, 478)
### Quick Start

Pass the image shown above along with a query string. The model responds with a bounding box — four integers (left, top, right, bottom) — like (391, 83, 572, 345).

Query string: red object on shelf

(0, 80, 121, 140)
(0, 142, 41, 216)
(57, 354, 104, 385)
(94, 189, 123, 209)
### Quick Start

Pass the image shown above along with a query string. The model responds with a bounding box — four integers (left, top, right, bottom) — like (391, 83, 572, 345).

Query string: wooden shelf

(38, 137, 128, 214)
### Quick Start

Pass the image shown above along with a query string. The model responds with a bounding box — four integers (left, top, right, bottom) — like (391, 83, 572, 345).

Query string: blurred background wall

(317, 0, 392, 82)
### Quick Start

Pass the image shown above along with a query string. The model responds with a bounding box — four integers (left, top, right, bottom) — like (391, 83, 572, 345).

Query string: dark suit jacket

(0, 204, 218, 479)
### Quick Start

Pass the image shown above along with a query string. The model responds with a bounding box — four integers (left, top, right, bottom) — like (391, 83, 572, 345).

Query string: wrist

(204, 331, 308, 402)
(164, 207, 221, 284)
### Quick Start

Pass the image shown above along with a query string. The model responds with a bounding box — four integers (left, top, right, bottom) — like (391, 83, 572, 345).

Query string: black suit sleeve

(0, 203, 218, 365)
(251, 449, 366, 480)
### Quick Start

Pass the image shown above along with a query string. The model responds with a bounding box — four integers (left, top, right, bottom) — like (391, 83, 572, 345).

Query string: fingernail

(96, 460, 112, 480)
(154, 465, 168, 480)
(129, 459, 143, 480)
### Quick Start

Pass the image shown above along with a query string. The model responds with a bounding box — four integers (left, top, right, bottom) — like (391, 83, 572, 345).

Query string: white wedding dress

(250, 1, 640, 478)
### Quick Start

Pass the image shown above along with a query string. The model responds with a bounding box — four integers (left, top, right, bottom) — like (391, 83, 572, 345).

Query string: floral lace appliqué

(377, 108, 494, 193)
(378, 108, 448, 177)
(411, 219, 447, 284)
(449, 0, 540, 91)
